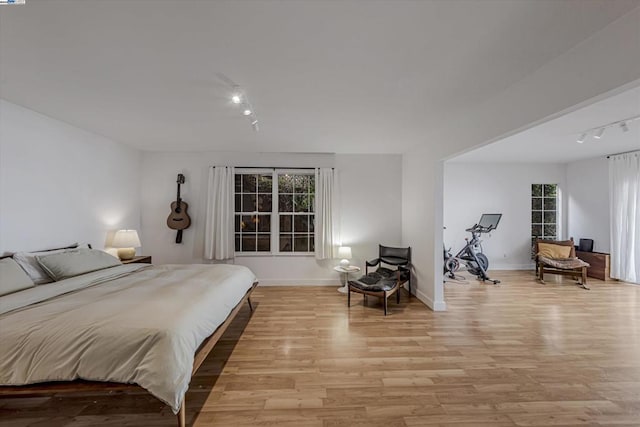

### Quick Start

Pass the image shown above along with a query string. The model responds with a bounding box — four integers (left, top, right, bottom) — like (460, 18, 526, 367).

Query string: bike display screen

(478, 213, 502, 230)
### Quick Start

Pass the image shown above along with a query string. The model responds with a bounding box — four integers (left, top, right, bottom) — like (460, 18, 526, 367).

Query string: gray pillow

(0, 258, 35, 296)
(36, 248, 121, 281)
(13, 243, 88, 285)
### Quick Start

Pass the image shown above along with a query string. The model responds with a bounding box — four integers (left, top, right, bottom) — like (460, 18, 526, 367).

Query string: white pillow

(0, 258, 35, 296)
(13, 243, 89, 285)
(36, 248, 121, 281)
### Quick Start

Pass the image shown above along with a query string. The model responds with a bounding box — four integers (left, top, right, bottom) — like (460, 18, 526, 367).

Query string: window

(234, 170, 315, 254)
(531, 183, 558, 255)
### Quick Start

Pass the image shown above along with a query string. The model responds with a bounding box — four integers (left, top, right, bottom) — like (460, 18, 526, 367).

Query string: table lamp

(112, 229, 141, 260)
(338, 246, 352, 267)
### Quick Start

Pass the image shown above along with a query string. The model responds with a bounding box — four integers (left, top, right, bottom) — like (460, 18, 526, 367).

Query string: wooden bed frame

(0, 281, 258, 427)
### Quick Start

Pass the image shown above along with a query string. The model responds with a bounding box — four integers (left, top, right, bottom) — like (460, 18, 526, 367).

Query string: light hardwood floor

(1, 271, 639, 426)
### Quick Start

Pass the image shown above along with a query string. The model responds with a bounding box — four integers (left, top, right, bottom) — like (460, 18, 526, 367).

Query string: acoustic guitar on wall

(167, 173, 191, 243)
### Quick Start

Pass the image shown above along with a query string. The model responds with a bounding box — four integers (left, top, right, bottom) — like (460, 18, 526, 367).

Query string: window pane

(242, 194, 257, 212)
(235, 234, 240, 252)
(235, 175, 242, 192)
(294, 194, 312, 212)
(294, 235, 309, 252)
(295, 175, 310, 193)
(257, 215, 271, 232)
(241, 215, 255, 232)
(258, 194, 272, 212)
(280, 234, 292, 252)
(309, 176, 315, 194)
(294, 215, 308, 232)
(241, 235, 256, 251)
(280, 215, 292, 232)
(309, 235, 315, 252)
(258, 174, 272, 193)
(235, 194, 241, 212)
(543, 198, 556, 210)
(544, 184, 557, 197)
(544, 211, 556, 224)
(278, 174, 293, 193)
(279, 194, 293, 212)
(257, 234, 270, 252)
(242, 174, 257, 193)
(531, 211, 542, 223)
(235, 215, 241, 232)
(531, 184, 542, 197)
(532, 198, 542, 210)
(544, 224, 556, 237)
(532, 225, 542, 237)
(309, 215, 315, 232)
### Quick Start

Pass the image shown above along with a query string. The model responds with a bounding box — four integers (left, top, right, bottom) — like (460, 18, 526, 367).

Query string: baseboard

(258, 279, 339, 286)
(416, 288, 447, 311)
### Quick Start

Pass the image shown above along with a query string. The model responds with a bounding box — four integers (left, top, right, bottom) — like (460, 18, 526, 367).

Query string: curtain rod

(215, 166, 334, 170)
(606, 149, 640, 159)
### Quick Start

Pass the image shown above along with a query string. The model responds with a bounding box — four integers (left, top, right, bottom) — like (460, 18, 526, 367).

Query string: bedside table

(334, 265, 361, 294)
(121, 256, 152, 264)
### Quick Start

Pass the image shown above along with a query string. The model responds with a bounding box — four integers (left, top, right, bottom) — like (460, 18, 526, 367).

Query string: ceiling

(1, 0, 638, 153)
(451, 85, 640, 163)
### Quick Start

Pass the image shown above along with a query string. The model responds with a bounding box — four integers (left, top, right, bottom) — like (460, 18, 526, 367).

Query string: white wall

(140, 151, 402, 284)
(443, 162, 567, 270)
(403, 9, 640, 311)
(0, 100, 141, 254)
(566, 157, 610, 253)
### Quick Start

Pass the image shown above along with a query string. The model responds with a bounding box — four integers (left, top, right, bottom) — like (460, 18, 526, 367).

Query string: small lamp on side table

(338, 246, 352, 267)
(112, 229, 141, 261)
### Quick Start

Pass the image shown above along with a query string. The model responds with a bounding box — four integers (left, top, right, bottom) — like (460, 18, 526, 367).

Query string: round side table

(334, 265, 361, 294)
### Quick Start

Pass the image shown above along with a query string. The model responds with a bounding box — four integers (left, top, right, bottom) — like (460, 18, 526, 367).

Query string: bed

(0, 252, 258, 427)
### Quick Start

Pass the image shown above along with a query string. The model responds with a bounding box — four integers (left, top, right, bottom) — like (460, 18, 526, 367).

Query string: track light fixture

(227, 85, 259, 132)
(575, 114, 639, 144)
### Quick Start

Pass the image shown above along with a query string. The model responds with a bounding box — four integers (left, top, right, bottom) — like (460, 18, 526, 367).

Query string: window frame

(234, 168, 315, 257)
(531, 183, 560, 256)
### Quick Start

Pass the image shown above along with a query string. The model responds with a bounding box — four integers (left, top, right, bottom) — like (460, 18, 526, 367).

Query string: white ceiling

(451, 85, 640, 163)
(1, 0, 638, 153)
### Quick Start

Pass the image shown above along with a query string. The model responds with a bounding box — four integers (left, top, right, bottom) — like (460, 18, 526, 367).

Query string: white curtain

(609, 152, 640, 284)
(314, 168, 340, 260)
(204, 166, 235, 260)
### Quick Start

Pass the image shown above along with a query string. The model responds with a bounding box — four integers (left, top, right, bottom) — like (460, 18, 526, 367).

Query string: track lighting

(219, 76, 259, 131)
(575, 114, 638, 144)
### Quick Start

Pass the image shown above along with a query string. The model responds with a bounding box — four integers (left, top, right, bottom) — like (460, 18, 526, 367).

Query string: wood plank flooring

(1, 271, 639, 426)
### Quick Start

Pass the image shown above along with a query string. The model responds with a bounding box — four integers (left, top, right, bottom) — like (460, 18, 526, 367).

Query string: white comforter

(0, 263, 256, 413)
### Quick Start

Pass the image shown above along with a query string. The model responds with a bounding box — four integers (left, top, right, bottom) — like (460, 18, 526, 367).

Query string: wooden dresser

(576, 251, 610, 280)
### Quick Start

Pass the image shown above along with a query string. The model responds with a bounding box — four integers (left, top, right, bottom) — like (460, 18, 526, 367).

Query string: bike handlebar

(464, 224, 495, 233)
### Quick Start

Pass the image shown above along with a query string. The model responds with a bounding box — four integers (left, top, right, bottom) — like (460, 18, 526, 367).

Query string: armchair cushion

(537, 243, 572, 259)
(534, 238, 576, 258)
(538, 256, 589, 270)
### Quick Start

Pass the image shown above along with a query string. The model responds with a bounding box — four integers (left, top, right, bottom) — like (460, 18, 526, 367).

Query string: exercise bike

(444, 214, 502, 284)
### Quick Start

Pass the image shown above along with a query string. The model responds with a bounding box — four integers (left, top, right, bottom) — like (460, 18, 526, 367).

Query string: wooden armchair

(348, 245, 411, 315)
(534, 238, 590, 289)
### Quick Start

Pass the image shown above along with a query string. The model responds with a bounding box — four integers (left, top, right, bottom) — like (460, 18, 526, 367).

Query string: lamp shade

(112, 229, 141, 248)
(338, 246, 352, 259)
